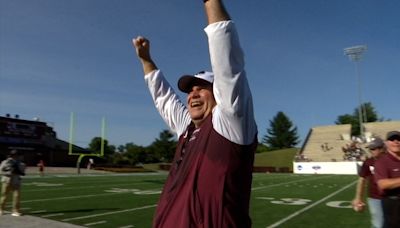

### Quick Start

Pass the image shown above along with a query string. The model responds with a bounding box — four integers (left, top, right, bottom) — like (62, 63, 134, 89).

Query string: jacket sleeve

(144, 69, 191, 138)
(205, 21, 257, 145)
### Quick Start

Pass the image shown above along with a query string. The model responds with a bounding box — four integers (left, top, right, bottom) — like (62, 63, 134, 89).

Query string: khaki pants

(0, 180, 21, 213)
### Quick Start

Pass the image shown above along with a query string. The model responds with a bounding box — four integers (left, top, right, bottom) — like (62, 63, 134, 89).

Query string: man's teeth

(191, 101, 201, 107)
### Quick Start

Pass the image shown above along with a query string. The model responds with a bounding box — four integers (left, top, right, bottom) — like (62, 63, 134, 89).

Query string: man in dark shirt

(375, 131, 400, 228)
(352, 137, 385, 227)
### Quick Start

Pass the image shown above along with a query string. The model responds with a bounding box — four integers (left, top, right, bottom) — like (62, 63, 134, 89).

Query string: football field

(14, 173, 370, 227)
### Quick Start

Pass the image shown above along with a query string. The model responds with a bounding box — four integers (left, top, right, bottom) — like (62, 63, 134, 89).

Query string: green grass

(254, 148, 298, 168)
(12, 173, 372, 227)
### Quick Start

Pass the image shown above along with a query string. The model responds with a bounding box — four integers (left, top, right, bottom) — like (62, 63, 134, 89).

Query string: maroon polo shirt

(153, 115, 257, 228)
(374, 152, 400, 197)
(359, 157, 382, 199)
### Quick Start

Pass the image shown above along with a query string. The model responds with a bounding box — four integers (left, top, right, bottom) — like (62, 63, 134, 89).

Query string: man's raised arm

(204, 0, 230, 24)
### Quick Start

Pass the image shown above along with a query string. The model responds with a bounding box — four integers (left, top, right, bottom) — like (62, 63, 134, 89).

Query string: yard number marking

(266, 180, 356, 228)
(257, 198, 352, 208)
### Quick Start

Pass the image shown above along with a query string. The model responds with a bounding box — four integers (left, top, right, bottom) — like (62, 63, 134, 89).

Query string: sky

(1, 0, 399, 148)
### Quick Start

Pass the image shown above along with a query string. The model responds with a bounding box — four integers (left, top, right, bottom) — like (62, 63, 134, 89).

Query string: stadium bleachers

(364, 121, 400, 141)
(298, 124, 352, 162)
(298, 121, 400, 162)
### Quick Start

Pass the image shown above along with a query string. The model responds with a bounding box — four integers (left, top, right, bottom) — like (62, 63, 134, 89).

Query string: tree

(335, 102, 381, 136)
(335, 114, 358, 136)
(88, 137, 115, 159)
(263, 111, 299, 149)
(124, 143, 151, 165)
(256, 143, 269, 153)
(149, 130, 177, 162)
(361, 102, 379, 122)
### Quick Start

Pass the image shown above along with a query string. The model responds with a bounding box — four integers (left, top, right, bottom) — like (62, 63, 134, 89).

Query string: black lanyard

(175, 125, 196, 168)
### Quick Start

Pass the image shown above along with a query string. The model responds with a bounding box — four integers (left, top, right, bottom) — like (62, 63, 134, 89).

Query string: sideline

(266, 180, 357, 228)
(0, 214, 84, 228)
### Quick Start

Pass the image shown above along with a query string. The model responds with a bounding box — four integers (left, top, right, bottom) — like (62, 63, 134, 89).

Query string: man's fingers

(132, 37, 141, 48)
(133, 36, 148, 48)
(132, 36, 152, 62)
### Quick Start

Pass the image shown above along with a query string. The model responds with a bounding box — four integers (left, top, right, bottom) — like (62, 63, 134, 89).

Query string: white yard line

(41, 213, 65, 218)
(23, 182, 143, 193)
(30, 210, 47, 213)
(252, 175, 332, 191)
(62, 204, 157, 222)
(84, 220, 107, 226)
(266, 180, 357, 228)
(118, 225, 135, 228)
(23, 172, 166, 179)
(21, 192, 123, 203)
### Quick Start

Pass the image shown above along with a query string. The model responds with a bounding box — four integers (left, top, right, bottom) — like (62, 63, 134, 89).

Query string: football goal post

(68, 112, 105, 174)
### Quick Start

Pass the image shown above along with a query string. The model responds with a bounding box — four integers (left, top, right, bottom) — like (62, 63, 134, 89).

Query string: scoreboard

(0, 116, 56, 144)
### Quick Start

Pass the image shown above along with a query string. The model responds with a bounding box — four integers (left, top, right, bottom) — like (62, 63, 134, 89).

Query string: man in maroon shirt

(133, 0, 257, 227)
(374, 131, 400, 228)
(352, 137, 385, 228)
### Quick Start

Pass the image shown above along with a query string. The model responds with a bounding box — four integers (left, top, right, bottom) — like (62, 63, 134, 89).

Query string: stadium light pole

(344, 45, 367, 139)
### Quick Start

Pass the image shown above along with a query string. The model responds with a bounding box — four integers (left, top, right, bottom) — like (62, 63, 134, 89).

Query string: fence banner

(293, 161, 362, 175)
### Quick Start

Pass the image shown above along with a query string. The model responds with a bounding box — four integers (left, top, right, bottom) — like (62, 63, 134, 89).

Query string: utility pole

(344, 45, 367, 139)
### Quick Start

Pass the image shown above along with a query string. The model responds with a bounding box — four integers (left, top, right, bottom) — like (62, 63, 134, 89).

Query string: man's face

(187, 84, 216, 127)
(370, 148, 384, 158)
(386, 135, 400, 154)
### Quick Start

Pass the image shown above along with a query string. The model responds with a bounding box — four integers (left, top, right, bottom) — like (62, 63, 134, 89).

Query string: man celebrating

(374, 131, 400, 227)
(133, 0, 257, 227)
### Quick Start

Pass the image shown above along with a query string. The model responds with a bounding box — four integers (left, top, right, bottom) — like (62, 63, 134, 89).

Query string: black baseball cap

(387, 131, 400, 140)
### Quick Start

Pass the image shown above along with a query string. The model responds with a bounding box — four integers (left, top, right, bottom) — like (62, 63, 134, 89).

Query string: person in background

(0, 149, 26, 216)
(132, 0, 257, 227)
(37, 159, 45, 177)
(352, 137, 385, 228)
(374, 131, 400, 228)
(87, 158, 94, 170)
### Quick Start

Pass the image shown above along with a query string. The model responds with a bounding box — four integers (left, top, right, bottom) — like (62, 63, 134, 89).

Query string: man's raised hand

(133, 36, 151, 62)
(132, 36, 157, 74)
